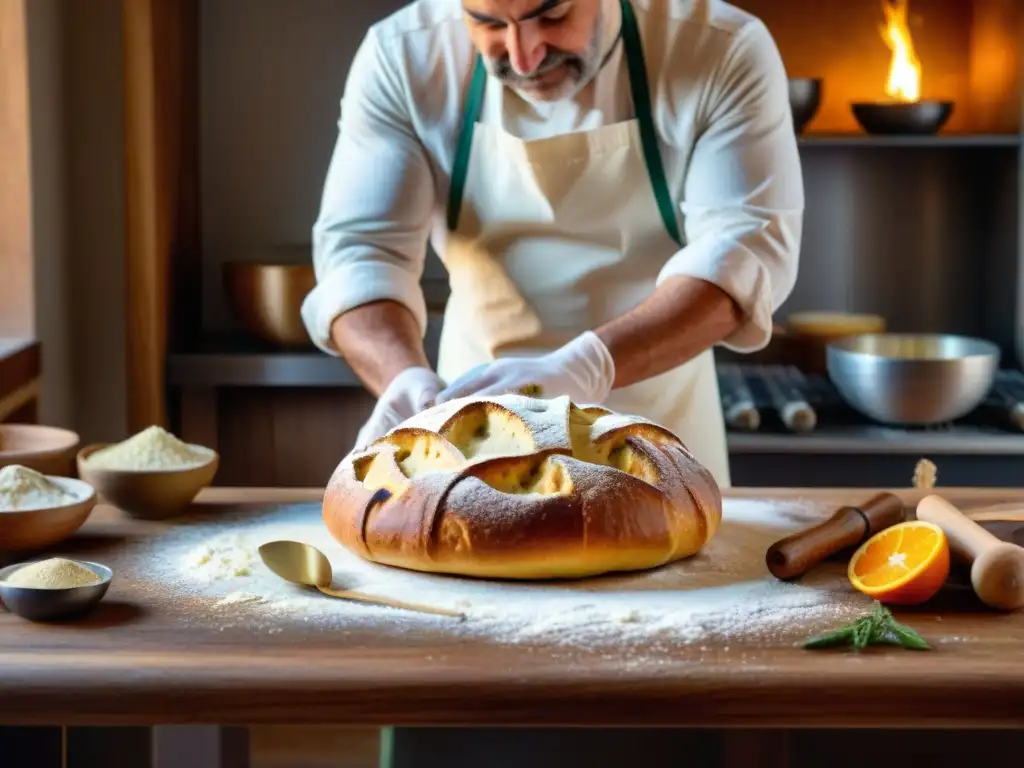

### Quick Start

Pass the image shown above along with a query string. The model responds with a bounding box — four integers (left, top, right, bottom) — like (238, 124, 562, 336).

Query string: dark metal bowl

(0, 560, 112, 622)
(788, 78, 821, 134)
(851, 100, 954, 135)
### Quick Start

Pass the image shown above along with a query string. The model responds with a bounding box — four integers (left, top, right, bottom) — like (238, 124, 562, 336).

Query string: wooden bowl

(75, 443, 219, 521)
(223, 261, 315, 348)
(0, 477, 97, 552)
(0, 424, 80, 477)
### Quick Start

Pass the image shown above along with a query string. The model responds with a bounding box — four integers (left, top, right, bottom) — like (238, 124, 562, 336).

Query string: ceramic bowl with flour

(0, 465, 98, 552)
(77, 426, 219, 520)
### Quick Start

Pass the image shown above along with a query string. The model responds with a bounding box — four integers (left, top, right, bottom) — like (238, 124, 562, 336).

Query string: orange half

(848, 520, 950, 605)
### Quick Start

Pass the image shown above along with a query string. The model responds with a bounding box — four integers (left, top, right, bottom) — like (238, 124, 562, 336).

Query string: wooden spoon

(258, 540, 464, 619)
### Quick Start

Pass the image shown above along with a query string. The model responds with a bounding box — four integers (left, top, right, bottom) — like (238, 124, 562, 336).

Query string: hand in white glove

(435, 331, 616, 405)
(355, 366, 446, 449)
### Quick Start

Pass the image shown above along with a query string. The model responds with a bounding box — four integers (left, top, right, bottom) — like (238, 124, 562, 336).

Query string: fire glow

(879, 0, 921, 103)
(850, 0, 950, 135)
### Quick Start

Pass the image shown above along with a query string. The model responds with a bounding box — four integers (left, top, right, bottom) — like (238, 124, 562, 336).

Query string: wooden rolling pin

(761, 365, 816, 433)
(916, 494, 1024, 610)
(717, 364, 760, 431)
(766, 492, 906, 581)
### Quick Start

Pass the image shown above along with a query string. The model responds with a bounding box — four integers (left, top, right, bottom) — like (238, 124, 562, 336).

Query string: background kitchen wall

(20, 0, 1024, 440)
(200, 0, 433, 334)
(20, 0, 126, 442)
(24, 0, 416, 443)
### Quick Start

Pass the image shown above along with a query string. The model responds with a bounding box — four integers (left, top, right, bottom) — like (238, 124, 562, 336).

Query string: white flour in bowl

(0, 465, 78, 511)
(124, 498, 872, 649)
(84, 425, 212, 471)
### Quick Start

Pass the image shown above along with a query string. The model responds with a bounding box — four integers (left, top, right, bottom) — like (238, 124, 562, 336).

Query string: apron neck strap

(619, 0, 683, 246)
(446, 58, 488, 233)
(446, 0, 683, 247)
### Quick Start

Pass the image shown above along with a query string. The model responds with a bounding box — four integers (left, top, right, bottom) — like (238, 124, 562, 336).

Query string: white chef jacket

(301, 0, 804, 356)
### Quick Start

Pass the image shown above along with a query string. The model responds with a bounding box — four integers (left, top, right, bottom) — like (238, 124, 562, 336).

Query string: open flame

(879, 0, 921, 103)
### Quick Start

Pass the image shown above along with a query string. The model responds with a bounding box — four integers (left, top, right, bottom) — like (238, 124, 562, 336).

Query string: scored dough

(322, 394, 723, 580)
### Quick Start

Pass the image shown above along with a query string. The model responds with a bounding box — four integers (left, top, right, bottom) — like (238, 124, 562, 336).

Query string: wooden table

(2, 486, 1024, 767)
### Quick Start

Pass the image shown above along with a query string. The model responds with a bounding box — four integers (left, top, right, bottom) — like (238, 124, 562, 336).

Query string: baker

(301, 0, 803, 492)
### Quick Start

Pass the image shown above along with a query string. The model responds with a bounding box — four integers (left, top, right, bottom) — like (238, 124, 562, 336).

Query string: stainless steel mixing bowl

(0, 560, 112, 622)
(826, 334, 1000, 425)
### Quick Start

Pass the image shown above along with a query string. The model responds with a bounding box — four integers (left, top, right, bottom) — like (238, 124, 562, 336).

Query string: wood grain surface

(2, 486, 1024, 728)
(0, 337, 40, 424)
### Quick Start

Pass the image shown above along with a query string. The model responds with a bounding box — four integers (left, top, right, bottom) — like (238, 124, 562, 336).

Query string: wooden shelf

(728, 426, 1024, 456)
(168, 317, 444, 389)
(798, 134, 1022, 148)
(168, 338, 361, 388)
(0, 337, 40, 423)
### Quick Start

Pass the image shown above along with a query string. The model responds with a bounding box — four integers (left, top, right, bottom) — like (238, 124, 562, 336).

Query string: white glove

(435, 331, 616, 405)
(355, 366, 446, 449)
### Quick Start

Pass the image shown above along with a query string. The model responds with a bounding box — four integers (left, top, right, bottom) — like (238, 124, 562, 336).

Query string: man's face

(462, 0, 603, 102)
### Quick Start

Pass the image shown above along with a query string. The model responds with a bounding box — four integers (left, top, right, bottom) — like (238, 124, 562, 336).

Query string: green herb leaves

(803, 602, 931, 652)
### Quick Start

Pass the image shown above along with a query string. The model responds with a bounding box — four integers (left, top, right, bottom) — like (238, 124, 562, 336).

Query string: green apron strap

(619, 0, 683, 246)
(378, 726, 395, 768)
(446, 55, 487, 232)
(446, 1, 682, 247)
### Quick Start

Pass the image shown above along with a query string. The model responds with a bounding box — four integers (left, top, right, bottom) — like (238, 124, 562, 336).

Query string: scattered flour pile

(3, 557, 101, 589)
(126, 498, 872, 648)
(0, 464, 78, 511)
(184, 533, 255, 580)
(84, 426, 212, 470)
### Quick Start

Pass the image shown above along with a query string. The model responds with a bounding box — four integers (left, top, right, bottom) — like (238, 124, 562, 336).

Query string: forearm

(594, 276, 743, 390)
(329, 300, 431, 397)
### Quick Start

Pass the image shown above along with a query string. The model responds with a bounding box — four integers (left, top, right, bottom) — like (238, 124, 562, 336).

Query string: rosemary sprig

(802, 602, 931, 652)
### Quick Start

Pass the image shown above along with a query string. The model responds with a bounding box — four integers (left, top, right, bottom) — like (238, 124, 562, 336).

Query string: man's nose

(506, 24, 546, 76)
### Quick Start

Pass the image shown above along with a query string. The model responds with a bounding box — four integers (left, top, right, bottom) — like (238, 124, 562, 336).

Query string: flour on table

(125, 499, 870, 648)
(184, 534, 254, 579)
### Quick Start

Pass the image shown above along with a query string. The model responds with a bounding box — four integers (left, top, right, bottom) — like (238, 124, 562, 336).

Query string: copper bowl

(0, 424, 81, 477)
(223, 261, 316, 348)
(76, 443, 219, 521)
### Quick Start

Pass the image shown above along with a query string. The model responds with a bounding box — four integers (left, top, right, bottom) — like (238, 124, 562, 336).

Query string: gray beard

(486, 6, 605, 103)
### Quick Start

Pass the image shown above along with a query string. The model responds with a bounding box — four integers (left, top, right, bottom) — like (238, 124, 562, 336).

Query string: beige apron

(436, 0, 730, 487)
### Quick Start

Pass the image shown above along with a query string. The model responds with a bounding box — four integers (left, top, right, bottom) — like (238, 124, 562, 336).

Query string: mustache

(490, 50, 584, 84)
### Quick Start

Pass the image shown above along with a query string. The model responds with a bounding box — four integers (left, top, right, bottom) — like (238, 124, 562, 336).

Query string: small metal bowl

(223, 261, 316, 348)
(851, 100, 954, 136)
(0, 559, 112, 622)
(827, 333, 1000, 425)
(789, 78, 822, 134)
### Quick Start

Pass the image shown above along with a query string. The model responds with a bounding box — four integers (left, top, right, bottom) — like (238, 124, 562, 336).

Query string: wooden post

(122, 0, 199, 433)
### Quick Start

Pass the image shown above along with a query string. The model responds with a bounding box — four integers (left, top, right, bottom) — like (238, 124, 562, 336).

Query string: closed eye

(540, 3, 572, 22)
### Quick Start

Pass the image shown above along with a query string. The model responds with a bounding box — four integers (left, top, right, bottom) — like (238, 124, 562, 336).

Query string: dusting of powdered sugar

(120, 498, 872, 647)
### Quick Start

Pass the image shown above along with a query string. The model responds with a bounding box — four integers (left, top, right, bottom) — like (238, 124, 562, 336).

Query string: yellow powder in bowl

(4, 557, 102, 589)
(0, 464, 79, 511)
(84, 425, 212, 471)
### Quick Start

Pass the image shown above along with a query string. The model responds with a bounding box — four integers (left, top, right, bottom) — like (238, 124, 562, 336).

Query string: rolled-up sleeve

(657, 20, 804, 353)
(301, 26, 436, 355)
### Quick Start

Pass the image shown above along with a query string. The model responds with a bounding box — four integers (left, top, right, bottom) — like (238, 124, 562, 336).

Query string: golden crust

(322, 394, 722, 580)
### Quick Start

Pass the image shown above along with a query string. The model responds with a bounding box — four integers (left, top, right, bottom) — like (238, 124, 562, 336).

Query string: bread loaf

(322, 394, 722, 580)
